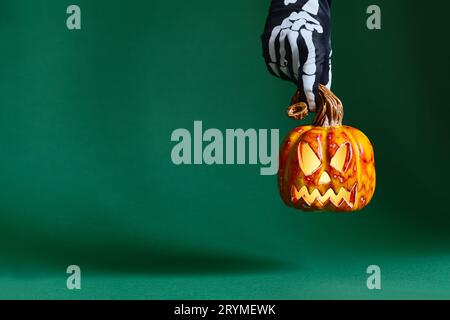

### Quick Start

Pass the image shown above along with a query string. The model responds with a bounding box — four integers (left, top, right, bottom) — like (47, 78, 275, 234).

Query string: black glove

(261, 0, 332, 112)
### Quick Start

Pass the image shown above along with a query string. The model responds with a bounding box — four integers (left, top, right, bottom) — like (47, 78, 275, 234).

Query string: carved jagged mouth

(291, 184, 357, 208)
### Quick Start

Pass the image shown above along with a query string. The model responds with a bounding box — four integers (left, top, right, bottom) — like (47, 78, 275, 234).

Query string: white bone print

(268, 0, 323, 112)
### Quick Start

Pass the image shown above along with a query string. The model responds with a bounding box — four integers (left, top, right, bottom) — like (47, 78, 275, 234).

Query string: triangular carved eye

(298, 143, 321, 176)
(330, 143, 350, 173)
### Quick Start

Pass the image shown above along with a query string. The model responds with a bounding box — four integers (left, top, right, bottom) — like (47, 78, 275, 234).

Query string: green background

(0, 0, 449, 299)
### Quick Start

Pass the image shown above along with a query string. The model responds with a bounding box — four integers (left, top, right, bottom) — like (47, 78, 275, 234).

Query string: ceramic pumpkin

(278, 85, 376, 212)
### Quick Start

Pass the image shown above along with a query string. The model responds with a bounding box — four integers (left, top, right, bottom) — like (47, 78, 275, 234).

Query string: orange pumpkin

(278, 85, 376, 212)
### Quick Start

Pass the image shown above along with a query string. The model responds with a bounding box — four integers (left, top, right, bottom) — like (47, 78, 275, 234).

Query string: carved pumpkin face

(279, 125, 376, 211)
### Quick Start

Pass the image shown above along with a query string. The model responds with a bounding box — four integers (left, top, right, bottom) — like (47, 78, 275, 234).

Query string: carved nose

(319, 172, 331, 184)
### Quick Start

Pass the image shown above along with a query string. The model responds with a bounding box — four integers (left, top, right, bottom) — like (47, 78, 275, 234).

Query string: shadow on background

(0, 217, 292, 276)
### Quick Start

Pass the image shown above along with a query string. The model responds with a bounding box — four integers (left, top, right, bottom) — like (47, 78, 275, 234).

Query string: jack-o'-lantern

(278, 85, 376, 212)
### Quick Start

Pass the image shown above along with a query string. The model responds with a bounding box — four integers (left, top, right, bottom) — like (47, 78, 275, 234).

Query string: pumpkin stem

(287, 84, 344, 127)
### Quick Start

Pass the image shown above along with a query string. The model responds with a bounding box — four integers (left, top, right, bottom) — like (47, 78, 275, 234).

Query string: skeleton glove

(261, 0, 332, 112)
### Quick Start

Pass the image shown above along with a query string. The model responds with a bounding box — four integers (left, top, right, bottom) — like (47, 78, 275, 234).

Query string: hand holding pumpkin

(262, 1, 376, 212)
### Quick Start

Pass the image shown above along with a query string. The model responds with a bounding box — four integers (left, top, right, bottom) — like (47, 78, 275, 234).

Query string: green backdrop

(0, 0, 449, 299)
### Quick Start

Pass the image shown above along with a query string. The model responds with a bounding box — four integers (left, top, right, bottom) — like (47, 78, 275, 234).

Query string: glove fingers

(279, 29, 294, 79)
(299, 28, 321, 112)
(320, 47, 332, 88)
(264, 23, 293, 81)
